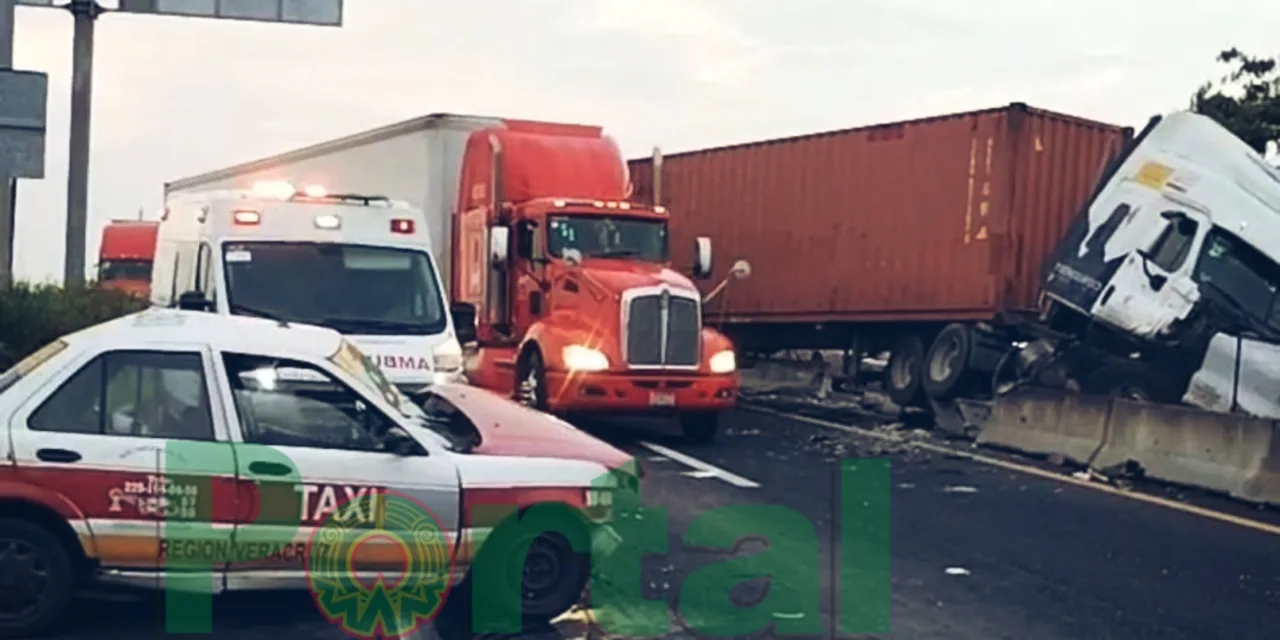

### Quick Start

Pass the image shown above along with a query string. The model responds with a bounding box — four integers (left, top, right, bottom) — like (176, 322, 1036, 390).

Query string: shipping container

(628, 103, 1133, 407)
(630, 103, 1130, 326)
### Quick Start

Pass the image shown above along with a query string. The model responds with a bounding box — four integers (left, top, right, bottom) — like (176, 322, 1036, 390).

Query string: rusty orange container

(628, 103, 1132, 325)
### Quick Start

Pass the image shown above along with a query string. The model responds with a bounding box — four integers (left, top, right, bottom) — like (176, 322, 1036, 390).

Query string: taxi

(0, 308, 634, 638)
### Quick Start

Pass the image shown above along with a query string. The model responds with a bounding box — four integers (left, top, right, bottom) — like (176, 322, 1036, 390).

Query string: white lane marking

(680, 470, 720, 480)
(638, 441, 761, 488)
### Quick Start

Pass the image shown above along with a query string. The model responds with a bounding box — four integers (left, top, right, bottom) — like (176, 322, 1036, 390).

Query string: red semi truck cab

(451, 120, 742, 442)
(97, 220, 159, 298)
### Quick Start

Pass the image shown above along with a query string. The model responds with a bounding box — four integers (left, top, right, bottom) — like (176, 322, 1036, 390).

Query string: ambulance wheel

(885, 334, 929, 409)
(0, 519, 74, 639)
(680, 412, 720, 443)
(516, 349, 549, 412)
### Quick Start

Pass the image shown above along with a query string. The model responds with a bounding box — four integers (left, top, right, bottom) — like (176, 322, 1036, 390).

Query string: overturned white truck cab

(1017, 111, 1280, 417)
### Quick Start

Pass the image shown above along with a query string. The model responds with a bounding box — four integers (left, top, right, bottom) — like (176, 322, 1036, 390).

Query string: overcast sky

(8, 0, 1278, 282)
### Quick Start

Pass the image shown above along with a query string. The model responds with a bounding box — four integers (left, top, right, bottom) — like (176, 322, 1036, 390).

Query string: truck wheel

(884, 334, 928, 409)
(1083, 361, 1177, 404)
(679, 412, 720, 444)
(923, 323, 975, 400)
(516, 350, 549, 411)
(0, 519, 75, 639)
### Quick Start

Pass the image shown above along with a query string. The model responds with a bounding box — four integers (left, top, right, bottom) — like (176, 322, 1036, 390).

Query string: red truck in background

(96, 220, 159, 298)
(162, 115, 748, 442)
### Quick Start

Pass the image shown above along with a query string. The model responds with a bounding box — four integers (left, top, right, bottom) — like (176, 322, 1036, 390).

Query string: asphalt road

(39, 406, 1280, 639)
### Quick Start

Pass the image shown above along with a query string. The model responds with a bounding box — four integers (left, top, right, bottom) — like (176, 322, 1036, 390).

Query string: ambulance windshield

(223, 242, 447, 336)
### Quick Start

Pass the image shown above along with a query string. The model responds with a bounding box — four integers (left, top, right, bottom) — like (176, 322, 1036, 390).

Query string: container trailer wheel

(516, 349, 549, 411)
(923, 323, 977, 400)
(884, 334, 929, 409)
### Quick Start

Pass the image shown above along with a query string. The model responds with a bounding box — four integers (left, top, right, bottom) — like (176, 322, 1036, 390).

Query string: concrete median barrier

(977, 388, 1111, 465)
(1093, 399, 1280, 505)
(975, 388, 1280, 505)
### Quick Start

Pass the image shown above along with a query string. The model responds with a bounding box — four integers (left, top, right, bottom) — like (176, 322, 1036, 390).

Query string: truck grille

(625, 290, 700, 368)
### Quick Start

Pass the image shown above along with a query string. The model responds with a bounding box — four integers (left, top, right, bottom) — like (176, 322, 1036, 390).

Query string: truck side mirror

(451, 302, 478, 344)
(177, 290, 211, 312)
(515, 220, 545, 261)
(1135, 250, 1168, 291)
(489, 227, 510, 266)
(693, 237, 713, 280)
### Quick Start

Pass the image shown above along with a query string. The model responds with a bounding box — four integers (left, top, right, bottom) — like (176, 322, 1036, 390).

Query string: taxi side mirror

(385, 426, 426, 456)
(177, 290, 212, 312)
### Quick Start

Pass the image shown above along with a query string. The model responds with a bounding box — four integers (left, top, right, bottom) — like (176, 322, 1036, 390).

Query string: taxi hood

(430, 383, 633, 470)
(574, 260, 699, 296)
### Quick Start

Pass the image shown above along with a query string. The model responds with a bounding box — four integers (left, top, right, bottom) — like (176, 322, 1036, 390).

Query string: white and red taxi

(0, 308, 634, 637)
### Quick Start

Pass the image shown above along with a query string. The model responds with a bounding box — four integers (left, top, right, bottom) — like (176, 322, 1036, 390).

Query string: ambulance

(151, 180, 464, 390)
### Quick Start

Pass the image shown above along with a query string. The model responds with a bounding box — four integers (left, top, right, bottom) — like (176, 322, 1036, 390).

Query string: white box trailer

(164, 114, 504, 289)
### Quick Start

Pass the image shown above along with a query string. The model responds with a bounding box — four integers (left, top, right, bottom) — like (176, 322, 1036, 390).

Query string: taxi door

(5, 338, 240, 576)
(209, 349, 461, 590)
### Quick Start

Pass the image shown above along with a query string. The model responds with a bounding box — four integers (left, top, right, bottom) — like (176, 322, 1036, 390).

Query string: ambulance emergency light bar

(232, 184, 416, 235)
(249, 181, 392, 207)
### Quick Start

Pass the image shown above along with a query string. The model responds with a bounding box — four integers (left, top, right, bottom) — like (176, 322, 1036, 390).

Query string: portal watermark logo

(306, 489, 455, 639)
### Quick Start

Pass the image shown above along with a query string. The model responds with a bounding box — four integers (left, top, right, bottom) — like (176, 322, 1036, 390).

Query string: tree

(1190, 48, 1280, 154)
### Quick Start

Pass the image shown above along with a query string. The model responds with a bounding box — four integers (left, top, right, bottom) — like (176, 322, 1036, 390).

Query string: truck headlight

(433, 338, 463, 373)
(709, 350, 736, 373)
(563, 345, 609, 372)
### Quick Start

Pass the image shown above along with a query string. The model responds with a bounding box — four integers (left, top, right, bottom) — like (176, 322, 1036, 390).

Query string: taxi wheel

(516, 350, 549, 411)
(0, 519, 74, 639)
(680, 412, 719, 443)
(518, 532, 589, 622)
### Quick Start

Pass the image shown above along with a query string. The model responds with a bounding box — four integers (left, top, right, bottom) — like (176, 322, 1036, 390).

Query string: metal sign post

(13, 0, 343, 287)
(0, 0, 49, 289)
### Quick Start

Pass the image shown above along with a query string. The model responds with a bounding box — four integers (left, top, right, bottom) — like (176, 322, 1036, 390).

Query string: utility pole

(61, 0, 102, 288)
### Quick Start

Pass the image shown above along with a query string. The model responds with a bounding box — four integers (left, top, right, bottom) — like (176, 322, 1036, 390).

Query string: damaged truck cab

(1032, 111, 1280, 415)
(451, 122, 743, 441)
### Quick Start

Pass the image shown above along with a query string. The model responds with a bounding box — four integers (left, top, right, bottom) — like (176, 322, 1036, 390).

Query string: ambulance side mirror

(451, 302, 478, 345)
(177, 290, 212, 312)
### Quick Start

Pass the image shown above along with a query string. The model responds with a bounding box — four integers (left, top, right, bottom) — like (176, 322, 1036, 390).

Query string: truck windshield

(223, 242, 447, 336)
(98, 260, 152, 282)
(547, 215, 668, 263)
(1192, 230, 1280, 331)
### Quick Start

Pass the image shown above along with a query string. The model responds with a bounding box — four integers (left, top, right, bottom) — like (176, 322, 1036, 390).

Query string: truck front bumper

(544, 370, 738, 414)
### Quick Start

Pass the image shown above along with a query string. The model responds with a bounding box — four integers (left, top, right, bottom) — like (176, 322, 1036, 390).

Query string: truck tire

(923, 323, 976, 400)
(0, 518, 75, 639)
(885, 334, 928, 409)
(516, 349, 549, 412)
(1083, 361, 1178, 404)
(679, 412, 720, 444)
